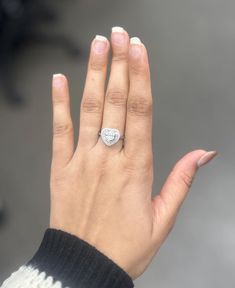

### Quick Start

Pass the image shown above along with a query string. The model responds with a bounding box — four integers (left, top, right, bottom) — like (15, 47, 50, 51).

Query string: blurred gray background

(0, 0, 235, 287)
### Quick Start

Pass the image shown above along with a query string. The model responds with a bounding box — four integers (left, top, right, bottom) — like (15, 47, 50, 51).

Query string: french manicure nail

(112, 26, 124, 33)
(112, 26, 125, 45)
(53, 73, 63, 78)
(197, 151, 218, 167)
(94, 35, 108, 54)
(130, 37, 142, 58)
(130, 37, 142, 45)
(53, 74, 64, 87)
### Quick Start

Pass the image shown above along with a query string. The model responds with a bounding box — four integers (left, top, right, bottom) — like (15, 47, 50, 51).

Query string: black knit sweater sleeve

(0, 228, 134, 288)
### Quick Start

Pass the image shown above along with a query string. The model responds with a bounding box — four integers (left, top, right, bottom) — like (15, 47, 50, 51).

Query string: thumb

(152, 149, 217, 232)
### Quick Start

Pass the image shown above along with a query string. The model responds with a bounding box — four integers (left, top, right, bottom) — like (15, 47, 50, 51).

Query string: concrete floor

(0, 0, 235, 287)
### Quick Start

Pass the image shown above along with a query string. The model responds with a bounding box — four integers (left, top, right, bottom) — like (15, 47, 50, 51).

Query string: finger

(124, 37, 153, 160)
(100, 27, 129, 151)
(78, 35, 110, 149)
(152, 150, 218, 237)
(52, 74, 74, 167)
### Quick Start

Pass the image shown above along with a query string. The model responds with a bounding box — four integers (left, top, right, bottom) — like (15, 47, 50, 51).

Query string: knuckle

(139, 154, 154, 176)
(166, 217, 176, 236)
(123, 151, 153, 175)
(122, 152, 138, 173)
(90, 58, 106, 71)
(130, 63, 145, 76)
(112, 53, 128, 62)
(178, 170, 194, 189)
(53, 122, 73, 136)
(143, 153, 154, 169)
(122, 161, 137, 176)
(82, 97, 102, 113)
(127, 97, 152, 116)
(106, 89, 127, 106)
(53, 97, 67, 104)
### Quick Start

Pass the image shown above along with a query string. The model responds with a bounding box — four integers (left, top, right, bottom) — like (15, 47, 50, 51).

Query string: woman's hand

(49, 27, 217, 279)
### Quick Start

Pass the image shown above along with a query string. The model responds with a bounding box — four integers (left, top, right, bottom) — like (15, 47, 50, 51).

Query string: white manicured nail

(130, 37, 142, 45)
(112, 27, 125, 44)
(53, 73, 64, 78)
(95, 35, 108, 42)
(112, 26, 124, 33)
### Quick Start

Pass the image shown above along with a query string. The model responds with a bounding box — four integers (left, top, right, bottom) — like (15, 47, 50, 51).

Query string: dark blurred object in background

(0, 196, 6, 228)
(0, 0, 81, 105)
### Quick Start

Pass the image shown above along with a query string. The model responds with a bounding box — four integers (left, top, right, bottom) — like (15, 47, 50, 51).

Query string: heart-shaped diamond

(100, 128, 120, 146)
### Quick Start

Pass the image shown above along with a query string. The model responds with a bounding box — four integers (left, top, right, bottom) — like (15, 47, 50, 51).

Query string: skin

(49, 28, 217, 280)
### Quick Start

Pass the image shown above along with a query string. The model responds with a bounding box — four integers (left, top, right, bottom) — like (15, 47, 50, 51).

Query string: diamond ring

(99, 128, 124, 147)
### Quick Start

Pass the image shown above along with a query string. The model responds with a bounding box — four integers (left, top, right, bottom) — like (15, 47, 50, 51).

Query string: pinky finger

(52, 74, 74, 168)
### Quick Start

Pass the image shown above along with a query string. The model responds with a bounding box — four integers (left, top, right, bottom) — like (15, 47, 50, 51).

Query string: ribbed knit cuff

(27, 228, 134, 288)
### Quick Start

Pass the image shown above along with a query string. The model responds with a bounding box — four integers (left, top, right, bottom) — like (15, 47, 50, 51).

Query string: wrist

(27, 228, 134, 288)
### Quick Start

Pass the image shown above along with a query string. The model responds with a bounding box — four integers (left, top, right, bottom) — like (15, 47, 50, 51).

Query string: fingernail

(93, 35, 108, 54)
(53, 74, 64, 87)
(130, 37, 142, 58)
(112, 26, 124, 33)
(197, 151, 218, 167)
(130, 37, 142, 45)
(112, 26, 125, 45)
(53, 73, 63, 78)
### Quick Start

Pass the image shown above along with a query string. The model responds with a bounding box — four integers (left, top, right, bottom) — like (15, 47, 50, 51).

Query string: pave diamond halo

(99, 128, 124, 146)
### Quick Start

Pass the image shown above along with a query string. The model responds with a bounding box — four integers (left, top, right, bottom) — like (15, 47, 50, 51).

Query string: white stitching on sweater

(0, 265, 70, 288)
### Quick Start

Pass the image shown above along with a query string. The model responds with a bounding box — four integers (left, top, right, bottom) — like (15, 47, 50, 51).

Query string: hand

(49, 27, 217, 279)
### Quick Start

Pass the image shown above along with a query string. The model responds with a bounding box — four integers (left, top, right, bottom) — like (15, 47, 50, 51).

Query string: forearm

(0, 229, 134, 288)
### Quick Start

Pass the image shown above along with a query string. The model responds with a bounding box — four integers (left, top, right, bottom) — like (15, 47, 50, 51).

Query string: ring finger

(98, 27, 130, 151)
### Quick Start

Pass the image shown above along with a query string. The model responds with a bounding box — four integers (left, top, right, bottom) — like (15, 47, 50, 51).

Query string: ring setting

(99, 128, 124, 146)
